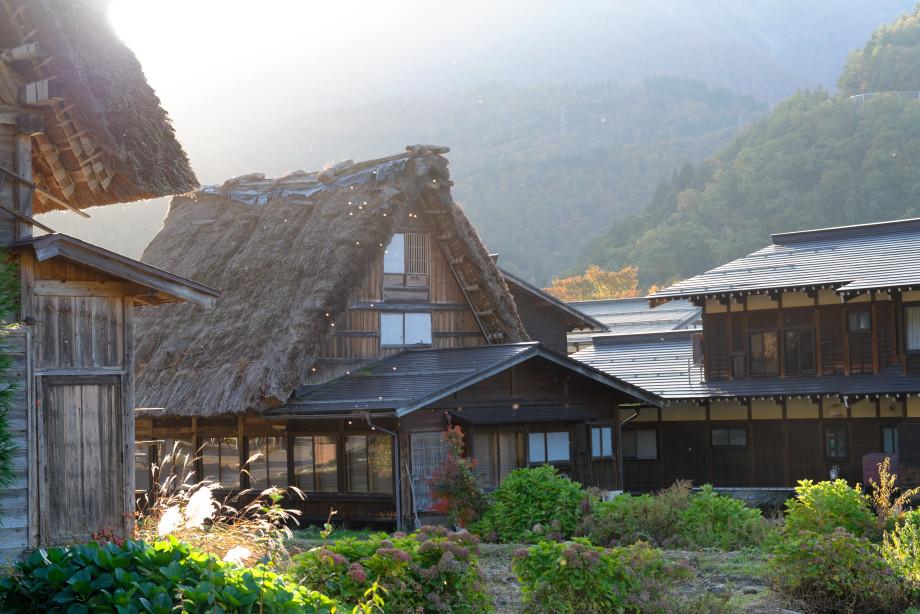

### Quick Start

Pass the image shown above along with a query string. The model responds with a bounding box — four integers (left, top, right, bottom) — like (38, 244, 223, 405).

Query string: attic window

(384, 233, 429, 275)
(381, 312, 432, 346)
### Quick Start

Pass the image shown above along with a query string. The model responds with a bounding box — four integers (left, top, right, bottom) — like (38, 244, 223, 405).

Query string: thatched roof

(0, 0, 196, 211)
(135, 147, 529, 417)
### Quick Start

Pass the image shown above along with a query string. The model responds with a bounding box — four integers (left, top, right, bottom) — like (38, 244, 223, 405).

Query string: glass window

(247, 437, 288, 490)
(622, 430, 657, 460)
(712, 428, 747, 448)
(135, 443, 152, 493)
(591, 426, 613, 458)
(293, 435, 337, 492)
(784, 329, 816, 375)
(906, 306, 920, 351)
(529, 431, 570, 463)
(749, 331, 779, 376)
(410, 432, 449, 508)
(345, 435, 393, 494)
(883, 426, 899, 454)
(473, 430, 522, 487)
(380, 312, 431, 347)
(848, 309, 871, 333)
(825, 426, 848, 460)
(383, 233, 405, 273)
(156, 439, 196, 487)
(201, 437, 241, 489)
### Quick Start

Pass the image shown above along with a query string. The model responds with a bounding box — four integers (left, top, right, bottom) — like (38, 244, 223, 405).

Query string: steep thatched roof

(0, 0, 196, 211)
(135, 147, 528, 417)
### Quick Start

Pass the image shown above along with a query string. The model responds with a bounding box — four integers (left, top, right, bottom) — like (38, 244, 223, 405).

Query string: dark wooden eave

(12, 234, 220, 307)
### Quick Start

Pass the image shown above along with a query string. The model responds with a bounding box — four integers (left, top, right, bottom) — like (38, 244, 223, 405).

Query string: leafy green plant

(0, 248, 20, 497)
(868, 457, 920, 526)
(768, 528, 910, 614)
(0, 537, 351, 613)
(577, 480, 692, 547)
(289, 525, 491, 614)
(472, 465, 591, 543)
(882, 509, 920, 586)
(512, 538, 693, 614)
(427, 425, 487, 527)
(783, 479, 879, 540)
(677, 484, 774, 550)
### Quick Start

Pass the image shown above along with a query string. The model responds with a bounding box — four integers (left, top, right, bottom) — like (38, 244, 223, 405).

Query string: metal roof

(573, 330, 920, 400)
(268, 342, 663, 418)
(650, 217, 920, 302)
(567, 297, 701, 346)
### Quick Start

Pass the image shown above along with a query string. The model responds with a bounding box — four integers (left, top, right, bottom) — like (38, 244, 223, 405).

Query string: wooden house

(574, 219, 920, 493)
(0, 0, 219, 557)
(134, 147, 663, 528)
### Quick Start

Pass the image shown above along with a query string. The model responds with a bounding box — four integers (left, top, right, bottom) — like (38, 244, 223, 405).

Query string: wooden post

(14, 132, 31, 240)
(122, 299, 136, 538)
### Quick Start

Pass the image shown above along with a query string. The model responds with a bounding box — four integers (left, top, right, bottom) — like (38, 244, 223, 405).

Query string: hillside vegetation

(580, 8, 920, 288)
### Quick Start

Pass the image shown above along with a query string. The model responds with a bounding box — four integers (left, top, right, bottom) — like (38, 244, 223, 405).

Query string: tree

(543, 265, 640, 301)
(0, 248, 19, 494)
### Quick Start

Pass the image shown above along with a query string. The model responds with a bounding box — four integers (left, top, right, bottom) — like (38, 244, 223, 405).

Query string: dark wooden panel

(820, 308, 846, 375)
(848, 331, 873, 374)
(704, 315, 730, 380)
(787, 421, 823, 483)
(751, 422, 786, 486)
(876, 303, 895, 369)
(661, 424, 708, 487)
(623, 461, 662, 493)
(711, 449, 750, 487)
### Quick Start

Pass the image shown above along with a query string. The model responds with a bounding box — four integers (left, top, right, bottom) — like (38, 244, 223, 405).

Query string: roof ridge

(772, 217, 920, 245)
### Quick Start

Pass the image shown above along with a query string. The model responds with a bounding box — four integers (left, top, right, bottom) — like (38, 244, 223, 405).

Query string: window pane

(404, 313, 432, 345)
(411, 432, 448, 508)
(591, 427, 601, 457)
(749, 333, 764, 375)
(729, 429, 747, 447)
(907, 306, 920, 351)
(784, 330, 800, 374)
(602, 427, 613, 457)
(247, 437, 269, 489)
(849, 310, 870, 332)
(800, 329, 815, 373)
(346, 436, 368, 493)
(622, 431, 637, 458)
(635, 430, 657, 460)
(369, 436, 393, 494)
(825, 427, 847, 459)
(883, 427, 898, 454)
(473, 431, 496, 486)
(157, 439, 196, 487)
(135, 444, 151, 492)
(221, 438, 240, 488)
(315, 436, 337, 492)
(293, 436, 315, 491)
(201, 438, 221, 483)
(499, 431, 521, 482)
(405, 233, 429, 275)
(546, 432, 570, 462)
(712, 429, 728, 446)
(259, 437, 288, 488)
(380, 313, 404, 346)
(383, 233, 405, 273)
(528, 432, 546, 463)
(763, 331, 779, 374)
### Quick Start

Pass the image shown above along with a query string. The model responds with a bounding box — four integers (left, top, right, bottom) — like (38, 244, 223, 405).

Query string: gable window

(472, 430, 523, 487)
(384, 233, 429, 275)
(848, 309, 871, 333)
(824, 426, 848, 460)
(293, 435, 337, 492)
(749, 331, 779, 376)
(529, 431, 570, 463)
(711, 427, 747, 448)
(591, 426, 613, 458)
(905, 305, 920, 351)
(345, 435, 393, 494)
(622, 429, 657, 460)
(381, 312, 432, 346)
(783, 328, 816, 375)
(247, 437, 288, 489)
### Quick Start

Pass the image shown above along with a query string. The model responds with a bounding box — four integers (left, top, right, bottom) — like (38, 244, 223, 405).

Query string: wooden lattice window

(384, 232, 428, 274)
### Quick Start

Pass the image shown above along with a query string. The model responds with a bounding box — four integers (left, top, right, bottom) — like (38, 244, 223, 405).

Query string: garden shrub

(427, 425, 487, 527)
(768, 527, 910, 614)
(0, 537, 348, 613)
(577, 480, 691, 547)
(512, 538, 693, 614)
(472, 465, 591, 543)
(882, 509, 920, 585)
(783, 479, 879, 539)
(677, 484, 774, 550)
(289, 525, 491, 614)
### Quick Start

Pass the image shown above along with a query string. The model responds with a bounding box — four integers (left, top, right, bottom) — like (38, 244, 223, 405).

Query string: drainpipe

(365, 415, 402, 530)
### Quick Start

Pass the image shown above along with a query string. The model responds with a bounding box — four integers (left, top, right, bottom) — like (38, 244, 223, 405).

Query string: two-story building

(575, 218, 920, 493)
(134, 147, 662, 528)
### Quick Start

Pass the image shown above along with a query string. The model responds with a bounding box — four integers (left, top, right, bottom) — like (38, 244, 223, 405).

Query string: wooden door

(38, 376, 124, 545)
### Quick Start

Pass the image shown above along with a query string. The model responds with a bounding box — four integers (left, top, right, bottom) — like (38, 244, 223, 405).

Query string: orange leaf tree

(543, 265, 640, 301)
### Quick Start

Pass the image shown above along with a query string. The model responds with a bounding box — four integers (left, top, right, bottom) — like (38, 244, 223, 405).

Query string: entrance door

(38, 376, 124, 545)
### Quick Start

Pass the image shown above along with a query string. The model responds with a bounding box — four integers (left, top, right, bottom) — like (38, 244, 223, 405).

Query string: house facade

(134, 148, 662, 528)
(574, 219, 920, 493)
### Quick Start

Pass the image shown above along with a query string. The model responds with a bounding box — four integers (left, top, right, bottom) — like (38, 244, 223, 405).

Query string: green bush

(0, 537, 346, 613)
(289, 525, 491, 614)
(512, 538, 693, 614)
(677, 484, 775, 550)
(783, 479, 879, 539)
(768, 528, 910, 613)
(471, 465, 591, 543)
(882, 509, 920, 585)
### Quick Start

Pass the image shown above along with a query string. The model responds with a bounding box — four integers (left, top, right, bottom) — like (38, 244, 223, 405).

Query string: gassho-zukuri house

(574, 218, 920, 494)
(134, 146, 663, 528)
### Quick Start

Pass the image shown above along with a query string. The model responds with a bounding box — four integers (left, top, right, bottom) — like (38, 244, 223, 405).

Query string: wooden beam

(14, 132, 31, 239)
(19, 78, 64, 106)
(0, 164, 89, 218)
(0, 43, 41, 62)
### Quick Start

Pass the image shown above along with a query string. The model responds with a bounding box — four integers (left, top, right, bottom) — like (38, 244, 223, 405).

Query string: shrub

(783, 479, 879, 539)
(577, 480, 691, 548)
(512, 538, 693, 614)
(427, 425, 487, 527)
(0, 537, 350, 613)
(289, 525, 491, 614)
(472, 465, 591, 543)
(882, 509, 920, 585)
(677, 484, 774, 550)
(768, 528, 910, 613)
(868, 457, 920, 526)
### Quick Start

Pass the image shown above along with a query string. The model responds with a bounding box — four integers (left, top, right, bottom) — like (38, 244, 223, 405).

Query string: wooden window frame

(824, 425, 848, 461)
(621, 428, 658, 461)
(471, 429, 524, 488)
(847, 308, 871, 334)
(246, 436, 289, 490)
(904, 303, 920, 353)
(591, 425, 614, 459)
(380, 312, 432, 347)
(710, 427, 748, 449)
(293, 434, 339, 493)
(748, 330, 780, 377)
(528, 430, 571, 464)
(383, 232, 429, 275)
(344, 434, 394, 495)
(882, 426, 899, 454)
(199, 436, 242, 490)
(783, 327, 817, 375)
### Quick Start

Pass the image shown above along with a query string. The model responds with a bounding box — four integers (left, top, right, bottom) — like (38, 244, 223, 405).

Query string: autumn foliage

(543, 265, 642, 301)
(427, 425, 487, 527)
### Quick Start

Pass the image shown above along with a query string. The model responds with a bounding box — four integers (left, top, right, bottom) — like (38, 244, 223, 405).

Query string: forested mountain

(580, 8, 920, 288)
